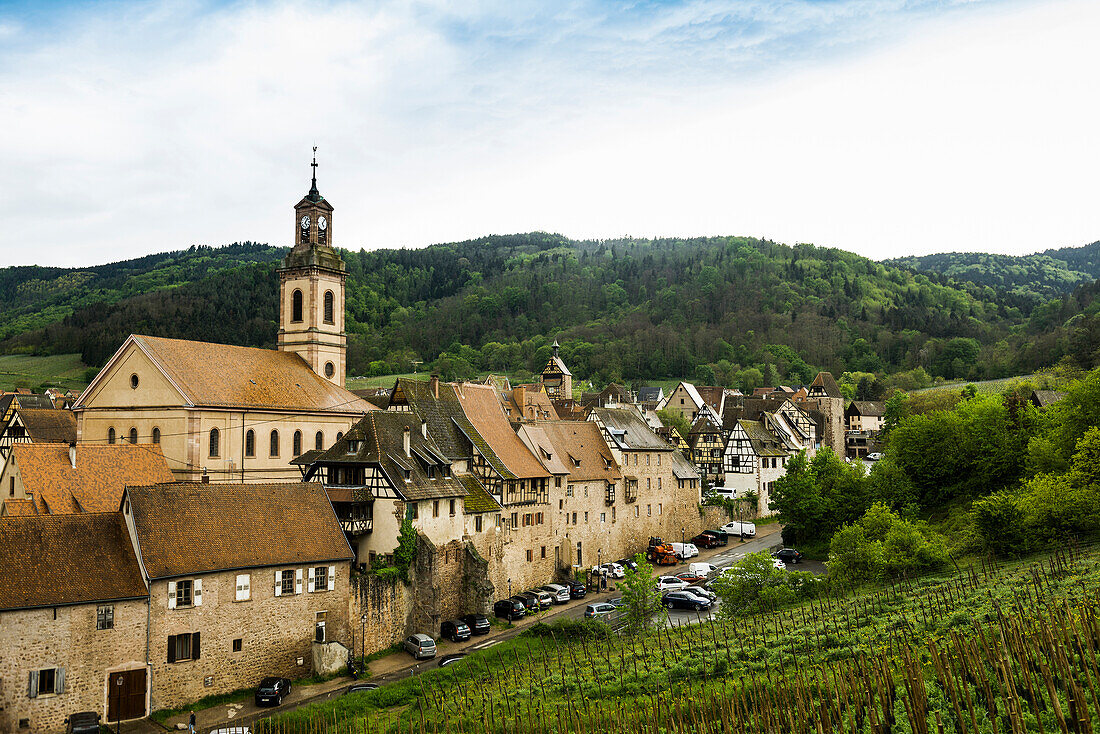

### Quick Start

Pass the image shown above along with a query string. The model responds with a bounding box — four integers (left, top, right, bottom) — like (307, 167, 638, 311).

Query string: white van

(710, 487, 737, 499)
(720, 520, 756, 538)
(689, 561, 718, 577)
(670, 542, 699, 560)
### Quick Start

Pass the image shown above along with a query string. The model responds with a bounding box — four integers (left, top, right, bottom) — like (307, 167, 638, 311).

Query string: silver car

(540, 584, 570, 604)
(403, 633, 437, 660)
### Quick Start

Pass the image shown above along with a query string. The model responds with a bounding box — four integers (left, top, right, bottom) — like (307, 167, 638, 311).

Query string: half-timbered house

(540, 341, 573, 400)
(687, 412, 724, 482)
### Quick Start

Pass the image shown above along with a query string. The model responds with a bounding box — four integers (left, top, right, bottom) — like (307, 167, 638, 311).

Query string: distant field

(911, 374, 1044, 395)
(0, 353, 89, 392)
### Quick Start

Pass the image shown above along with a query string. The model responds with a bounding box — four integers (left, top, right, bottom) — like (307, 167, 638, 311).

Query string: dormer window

(346, 440, 360, 454)
(403, 469, 411, 482)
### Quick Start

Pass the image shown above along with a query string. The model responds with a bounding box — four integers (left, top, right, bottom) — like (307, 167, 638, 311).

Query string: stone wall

(0, 600, 148, 734)
(349, 572, 410, 658)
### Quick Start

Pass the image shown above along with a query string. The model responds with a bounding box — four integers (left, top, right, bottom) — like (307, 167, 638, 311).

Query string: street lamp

(507, 578, 512, 598)
(681, 526, 685, 547)
(114, 674, 123, 734)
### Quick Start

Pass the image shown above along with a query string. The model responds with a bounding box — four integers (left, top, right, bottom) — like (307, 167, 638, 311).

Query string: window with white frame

(168, 578, 201, 609)
(235, 574, 251, 602)
(309, 566, 333, 592)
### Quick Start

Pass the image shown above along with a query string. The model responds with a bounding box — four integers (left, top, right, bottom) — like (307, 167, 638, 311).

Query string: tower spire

(308, 146, 321, 202)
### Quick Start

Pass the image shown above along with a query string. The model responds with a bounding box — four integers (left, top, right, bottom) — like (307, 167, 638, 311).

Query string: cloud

(0, 0, 1096, 266)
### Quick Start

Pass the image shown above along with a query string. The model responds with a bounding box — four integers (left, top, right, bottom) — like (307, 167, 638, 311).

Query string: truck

(646, 537, 678, 565)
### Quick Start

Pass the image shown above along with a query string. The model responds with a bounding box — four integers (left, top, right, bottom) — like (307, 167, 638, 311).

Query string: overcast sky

(1, 0, 1097, 268)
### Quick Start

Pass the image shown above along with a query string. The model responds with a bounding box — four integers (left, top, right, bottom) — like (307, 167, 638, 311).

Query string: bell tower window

(292, 290, 303, 323)
(323, 291, 334, 324)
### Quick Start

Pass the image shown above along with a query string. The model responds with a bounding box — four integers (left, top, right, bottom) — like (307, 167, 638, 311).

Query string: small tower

(541, 339, 572, 400)
(276, 149, 347, 387)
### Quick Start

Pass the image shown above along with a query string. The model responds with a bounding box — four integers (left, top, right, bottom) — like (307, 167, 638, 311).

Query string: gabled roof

(535, 422, 621, 483)
(516, 424, 572, 475)
(13, 442, 176, 514)
(126, 483, 353, 579)
(506, 386, 559, 421)
(689, 412, 723, 436)
(80, 334, 376, 413)
(1030, 390, 1067, 408)
(0, 394, 57, 415)
(0, 513, 147, 611)
(592, 407, 672, 451)
(307, 412, 466, 501)
(738, 420, 790, 457)
(453, 383, 549, 480)
(637, 386, 663, 402)
(847, 401, 885, 418)
(459, 474, 503, 514)
(1, 498, 37, 516)
(543, 354, 572, 377)
(695, 386, 726, 413)
(17, 408, 77, 444)
(391, 378, 472, 462)
(808, 372, 843, 399)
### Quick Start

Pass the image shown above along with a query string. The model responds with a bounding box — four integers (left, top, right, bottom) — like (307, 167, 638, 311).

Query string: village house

(0, 513, 150, 732)
(123, 482, 353, 711)
(71, 165, 374, 482)
(686, 412, 724, 483)
(496, 381, 559, 421)
(1, 442, 174, 516)
(721, 419, 792, 515)
(797, 372, 846, 456)
(540, 341, 573, 400)
(0, 396, 74, 460)
(845, 400, 885, 458)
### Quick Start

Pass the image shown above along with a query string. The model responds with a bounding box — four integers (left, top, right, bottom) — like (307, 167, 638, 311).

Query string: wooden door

(106, 668, 146, 721)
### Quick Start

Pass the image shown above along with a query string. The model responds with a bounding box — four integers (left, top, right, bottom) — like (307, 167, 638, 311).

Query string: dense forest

(3, 234, 1100, 387)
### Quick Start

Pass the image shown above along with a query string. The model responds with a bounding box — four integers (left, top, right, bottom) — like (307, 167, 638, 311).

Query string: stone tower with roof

(277, 150, 348, 388)
(540, 340, 572, 400)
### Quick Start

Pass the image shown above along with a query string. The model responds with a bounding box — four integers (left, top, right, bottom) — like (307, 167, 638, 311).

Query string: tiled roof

(689, 412, 723, 436)
(507, 387, 559, 421)
(593, 407, 673, 451)
(516, 424, 572, 475)
(18, 408, 77, 443)
(0, 513, 147, 611)
(695, 386, 726, 412)
(13, 442, 175, 514)
(1, 498, 38, 516)
(109, 335, 377, 413)
(544, 354, 572, 377)
(459, 474, 502, 513)
(1030, 390, 1067, 408)
(809, 372, 843, 399)
(848, 401, 885, 418)
(126, 483, 353, 579)
(637, 386, 663, 402)
(739, 420, 789, 457)
(536, 421, 621, 483)
(392, 378, 472, 462)
(308, 412, 467, 501)
(454, 383, 549, 480)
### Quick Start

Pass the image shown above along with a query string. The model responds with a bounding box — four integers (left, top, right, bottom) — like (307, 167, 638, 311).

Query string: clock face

(300, 215, 311, 229)
(318, 216, 328, 231)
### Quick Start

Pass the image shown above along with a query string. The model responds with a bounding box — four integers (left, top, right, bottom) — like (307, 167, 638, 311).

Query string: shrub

(827, 504, 950, 586)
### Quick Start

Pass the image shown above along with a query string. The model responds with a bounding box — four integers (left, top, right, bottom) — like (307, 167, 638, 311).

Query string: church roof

(85, 335, 376, 414)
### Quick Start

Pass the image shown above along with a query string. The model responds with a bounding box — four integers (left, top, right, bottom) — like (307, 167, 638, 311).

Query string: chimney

(68, 441, 76, 469)
(403, 426, 411, 457)
(201, 467, 210, 484)
(514, 386, 526, 417)
(430, 373, 439, 399)
(421, 419, 428, 439)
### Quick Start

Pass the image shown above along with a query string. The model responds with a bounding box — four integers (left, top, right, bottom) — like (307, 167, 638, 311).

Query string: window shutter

(328, 565, 335, 590)
(167, 637, 176, 664)
(28, 670, 38, 699)
(193, 579, 202, 606)
(307, 567, 315, 593)
(167, 581, 177, 610)
(274, 570, 282, 597)
(295, 569, 303, 594)
(192, 631, 201, 660)
(55, 667, 65, 694)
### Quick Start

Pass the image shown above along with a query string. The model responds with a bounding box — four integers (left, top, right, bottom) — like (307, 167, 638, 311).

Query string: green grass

(0, 353, 89, 391)
(911, 373, 1044, 395)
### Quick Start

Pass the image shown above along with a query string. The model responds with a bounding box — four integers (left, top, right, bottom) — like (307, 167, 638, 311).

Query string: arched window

(293, 430, 302, 456)
(323, 290, 335, 324)
(336, 431, 343, 442)
(269, 430, 279, 457)
(129, 428, 138, 444)
(209, 428, 220, 457)
(152, 427, 160, 444)
(108, 427, 116, 445)
(292, 289, 303, 322)
(245, 429, 255, 457)
(315, 431, 324, 451)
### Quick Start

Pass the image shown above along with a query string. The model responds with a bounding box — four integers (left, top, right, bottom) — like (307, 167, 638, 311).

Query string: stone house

(0, 513, 149, 732)
(797, 372, 845, 457)
(0, 404, 76, 461)
(1, 442, 174, 516)
(122, 482, 353, 711)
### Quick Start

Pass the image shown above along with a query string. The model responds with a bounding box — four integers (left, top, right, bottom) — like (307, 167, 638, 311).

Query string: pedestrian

(188, 711, 196, 734)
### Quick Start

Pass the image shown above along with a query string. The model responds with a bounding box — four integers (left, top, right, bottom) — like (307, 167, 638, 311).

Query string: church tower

(276, 149, 348, 387)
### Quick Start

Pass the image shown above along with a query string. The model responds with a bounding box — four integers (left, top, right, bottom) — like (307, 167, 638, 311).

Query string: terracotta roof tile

(536, 421, 621, 483)
(0, 513, 147, 610)
(1, 498, 38, 516)
(453, 383, 549, 479)
(13, 442, 175, 514)
(126, 482, 353, 579)
(17, 408, 77, 444)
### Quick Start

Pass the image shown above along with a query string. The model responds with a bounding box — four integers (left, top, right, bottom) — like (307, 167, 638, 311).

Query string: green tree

(769, 449, 867, 547)
(618, 554, 665, 634)
(393, 513, 419, 582)
(656, 409, 691, 442)
(882, 391, 911, 435)
(709, 551, 820, 617)
(827, 504, 950, 587)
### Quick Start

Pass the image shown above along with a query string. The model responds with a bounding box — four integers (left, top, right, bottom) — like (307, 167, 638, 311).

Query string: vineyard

(259, 544, 1100, 733)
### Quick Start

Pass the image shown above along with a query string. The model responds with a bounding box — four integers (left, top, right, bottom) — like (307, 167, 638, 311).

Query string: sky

(0, 0, 1098, 267)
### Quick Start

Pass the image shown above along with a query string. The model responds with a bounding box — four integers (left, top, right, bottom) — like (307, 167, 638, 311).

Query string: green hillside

(1, 234, 1097, 387)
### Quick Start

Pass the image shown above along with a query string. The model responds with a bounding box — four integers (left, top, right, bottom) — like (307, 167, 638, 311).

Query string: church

(72, 158, 376, 482)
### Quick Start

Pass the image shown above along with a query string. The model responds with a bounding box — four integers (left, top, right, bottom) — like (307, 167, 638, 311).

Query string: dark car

(462, 613, 491, 635)
(774, 548, 804, 564)
(662, 591, 712, 611)
(344, 682, 379, 696)
(441, 619, 472, 642)
(707, 529, 730, 546)
(255, 676, 292, 706)
(493, 598, 526, 620)
(65, 712, 101, 734)
(569, 581, 588, 599)
(617, 558, 639, 573)
(691, 532, 721, 549)
(514, 592, 541, 612)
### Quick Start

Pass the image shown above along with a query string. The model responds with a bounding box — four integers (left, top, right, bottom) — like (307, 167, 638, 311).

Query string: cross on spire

(308, 146, 321, 201)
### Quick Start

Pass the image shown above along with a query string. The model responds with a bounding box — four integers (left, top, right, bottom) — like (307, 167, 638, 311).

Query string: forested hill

(0, 234, 1093, 386)
(886, 241, 1100, 304)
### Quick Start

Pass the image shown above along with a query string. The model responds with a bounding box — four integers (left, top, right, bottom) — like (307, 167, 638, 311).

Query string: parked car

(584, 602, 617, 619)
(254, 677, 292, 706)
(719, 520, 756, 538)
(513, 594, 540, 613)
(344, 683, 380, 696)
(676, 571, 707, 585)
(540, 583, 571, 604)
(594, 562, 625, 578)
(463, 613, 492, 635)
(662, 590, 712, 611)
(707, 529, 730, 546)
(607, 596, 628, 608)
(685, 585, 717, 602)
(691, 531, 722, 549)
(867, 452, 884, 461)
(440, 619, 472, 642)
(493, 598, 526, 620)
(65, 713, 101, 734)
(773, 548, 804, 564)
(773, 558, 787, 571)
(670, 542, 699, 560)
(569, 581, 588, 599)
(525, 589, 554, 610)
(689, 561, 719, 577)
(617, 558, 638, 573)
(656, 575, 689, 592)
(403, 633, 438, 660)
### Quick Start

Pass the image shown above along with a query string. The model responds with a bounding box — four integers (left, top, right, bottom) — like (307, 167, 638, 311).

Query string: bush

(709, 551, 822, 617)
(827, 504, 950, 586)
